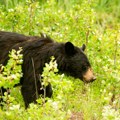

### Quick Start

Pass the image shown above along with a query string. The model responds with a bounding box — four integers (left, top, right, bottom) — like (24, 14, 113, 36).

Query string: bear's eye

(82, 65, 87, 71)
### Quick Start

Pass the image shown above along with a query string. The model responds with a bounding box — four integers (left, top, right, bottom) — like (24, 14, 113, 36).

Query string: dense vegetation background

(0, 0, 120, 119)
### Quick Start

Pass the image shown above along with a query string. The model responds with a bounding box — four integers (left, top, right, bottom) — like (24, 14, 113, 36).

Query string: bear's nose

(93, 76, 96, 80)
(91, 76, 96, 82)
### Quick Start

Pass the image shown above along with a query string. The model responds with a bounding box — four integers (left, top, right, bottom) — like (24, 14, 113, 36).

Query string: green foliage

(0, 48, 23, 88)
(0, 48, 23, 110)
(0, 0, 120, 119)
(41, 56, 58, 87)
(96, 0, 120, 14)
(0, 56, 73, 120)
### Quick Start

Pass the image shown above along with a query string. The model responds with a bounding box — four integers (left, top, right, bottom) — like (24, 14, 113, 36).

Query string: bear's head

(58, 42, 96, 83)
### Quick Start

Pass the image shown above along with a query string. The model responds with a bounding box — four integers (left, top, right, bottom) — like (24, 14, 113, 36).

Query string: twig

(85, 30, 89, 54)
(31, 58, 39, 99)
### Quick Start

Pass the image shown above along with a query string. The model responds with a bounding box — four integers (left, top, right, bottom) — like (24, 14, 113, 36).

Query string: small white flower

(102, 105, 120, 120)
(10, 104, 20, 110)
(11, 74, 17, 79)
(52, 102, 59, 110)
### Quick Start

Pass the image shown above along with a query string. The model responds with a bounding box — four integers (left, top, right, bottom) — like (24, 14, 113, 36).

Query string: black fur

(0, 31, 95, 108)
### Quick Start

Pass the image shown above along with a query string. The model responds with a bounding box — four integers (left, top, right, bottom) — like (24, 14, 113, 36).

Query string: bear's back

(0, 31, 53, 65)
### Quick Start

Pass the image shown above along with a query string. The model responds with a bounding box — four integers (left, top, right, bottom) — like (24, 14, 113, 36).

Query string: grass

(0, 0, 120, 119)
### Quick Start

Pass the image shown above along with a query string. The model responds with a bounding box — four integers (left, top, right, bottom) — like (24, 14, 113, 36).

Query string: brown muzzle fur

(83, 68, 96, 83)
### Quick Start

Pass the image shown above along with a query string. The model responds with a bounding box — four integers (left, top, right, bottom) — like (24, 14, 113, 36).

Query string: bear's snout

(83, 68, 96, 83)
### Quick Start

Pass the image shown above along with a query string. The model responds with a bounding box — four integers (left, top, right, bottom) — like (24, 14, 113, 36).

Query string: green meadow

(0, 0, 120, 119)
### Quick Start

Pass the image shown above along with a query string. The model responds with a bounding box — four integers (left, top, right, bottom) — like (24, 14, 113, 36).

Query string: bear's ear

(81, 44, 86, 51)
(65, 42, 75, 55)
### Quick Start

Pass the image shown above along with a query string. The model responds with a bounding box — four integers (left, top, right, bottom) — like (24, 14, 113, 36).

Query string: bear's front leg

(21, 85, 37, 109)
(21, 83, 53, 108)
(45, 83, 53, 98)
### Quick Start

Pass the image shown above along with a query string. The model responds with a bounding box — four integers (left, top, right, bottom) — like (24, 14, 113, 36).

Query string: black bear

(0, 31, 96, 108)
